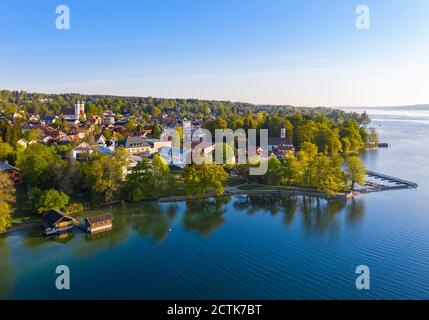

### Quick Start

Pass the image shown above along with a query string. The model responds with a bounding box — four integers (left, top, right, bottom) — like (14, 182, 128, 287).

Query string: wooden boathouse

(42, 210, 74, 236)
(84, 213, 113, 233)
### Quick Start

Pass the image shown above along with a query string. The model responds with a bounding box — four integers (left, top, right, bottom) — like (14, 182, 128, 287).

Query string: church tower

(74, 101, 86, 120)
(74, 102, 81, 119)
(183, 119, 192, 150)
(280, 124, 286, 139)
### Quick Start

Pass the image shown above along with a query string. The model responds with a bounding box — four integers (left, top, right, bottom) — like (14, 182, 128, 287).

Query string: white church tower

(74, 101, 86, 120)
(183, 119, 192, 150)
(280, 124, 286, 139)
(62, 101, 86, 121)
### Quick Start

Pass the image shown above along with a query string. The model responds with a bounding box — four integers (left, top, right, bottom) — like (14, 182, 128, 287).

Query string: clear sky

(1, 0, 429, 107)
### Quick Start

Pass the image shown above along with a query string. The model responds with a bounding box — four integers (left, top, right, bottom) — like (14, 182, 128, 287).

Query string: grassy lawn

(164, 178, 187, 197)
(12, 186, 38, 222)
(13, 187, 91, 223)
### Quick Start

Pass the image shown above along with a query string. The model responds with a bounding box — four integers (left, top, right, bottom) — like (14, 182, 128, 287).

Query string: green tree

(345, 156, 366, 190)
(204, 117, 227, 136)
(151, 107, 161, 117)
(264, 156, 282, 185)
(311, 153, 345, 195)
(0, 172, 15, 232)
(340, 119, 364, 153)
(17, 143, 65, 189)
(80, 150, 128, 205)
(183, 164, 228, 198)
(125, 118, 137, 132)
(280, 151, 300, 186)
(23, 128, 40, 142)
(124, 155, 172, 201)
(31, 188, 70, 214)
(152, 154, 171, 196)
(125, 158, 153, 202)
(0, 142, 13, 161)
(368, 128, 379, 145)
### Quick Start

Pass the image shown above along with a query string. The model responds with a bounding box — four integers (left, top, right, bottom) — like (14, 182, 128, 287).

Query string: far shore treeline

(0, 89, 376, 233)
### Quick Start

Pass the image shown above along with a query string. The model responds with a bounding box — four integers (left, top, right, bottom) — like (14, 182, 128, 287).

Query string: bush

(65, 203, 85, 214)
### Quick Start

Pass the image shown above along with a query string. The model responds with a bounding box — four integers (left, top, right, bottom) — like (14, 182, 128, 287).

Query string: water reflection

(182, 197, 230, 235)
(0, 239, 16, 298)
(300, 197, 341, 236)
(346, 198, 365, 224)
(232, 195, 364, 235)
(1, 195, 367, 262)
(131, 203, 177, 243)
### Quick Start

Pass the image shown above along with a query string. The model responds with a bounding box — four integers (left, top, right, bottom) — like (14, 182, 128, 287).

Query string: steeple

(280, 124, 286, 139)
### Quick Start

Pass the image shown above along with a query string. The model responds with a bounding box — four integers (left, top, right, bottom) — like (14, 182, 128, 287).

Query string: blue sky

(1, 0, 429, 106)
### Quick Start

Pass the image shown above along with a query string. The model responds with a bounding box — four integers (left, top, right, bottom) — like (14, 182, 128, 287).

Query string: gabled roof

(42, 210, 73, 227)
(73, 142, 93, 152)
(124, 136, 150, 148)
(0, 162, 19, 172)
(61, 108, 76, 116)
(85, 213, 113, 225)
(42, 115, 57, 120)
(268, 137, 293, 146)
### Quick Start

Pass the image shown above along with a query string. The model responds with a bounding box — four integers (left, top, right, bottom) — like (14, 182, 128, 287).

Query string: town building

(268, 124, 294, 152)
(41, 115, 60, 126)
(62, 101, 86, 121)
(159, 146, 190, 168)
(16, 138, 36, 150)
(70, 142, 94, 161)
(0, 161, 22, 184)
(146, 139, 172, 154)
(123, 136, 151, 156)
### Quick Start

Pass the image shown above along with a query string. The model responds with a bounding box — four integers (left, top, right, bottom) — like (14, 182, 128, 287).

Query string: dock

(364, 170, 418, 192)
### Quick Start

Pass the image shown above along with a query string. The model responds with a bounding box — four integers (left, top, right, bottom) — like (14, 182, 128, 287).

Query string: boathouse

(42, 210, 74, 236)
(84, 213, 113, 233)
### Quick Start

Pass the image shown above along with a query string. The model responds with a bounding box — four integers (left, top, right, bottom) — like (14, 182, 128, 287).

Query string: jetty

(364, 170, 418, 192)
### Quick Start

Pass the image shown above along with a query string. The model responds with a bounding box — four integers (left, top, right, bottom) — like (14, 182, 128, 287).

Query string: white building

(159, 146, 190, 168)
(70, 142, 94, 161)
(62, 101, 86, 121)
(268, 124, 294, 152)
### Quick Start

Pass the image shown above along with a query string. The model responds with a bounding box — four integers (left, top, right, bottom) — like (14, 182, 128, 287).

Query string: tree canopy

(0, 172, 15, 232)
(183, 164, 228, 198)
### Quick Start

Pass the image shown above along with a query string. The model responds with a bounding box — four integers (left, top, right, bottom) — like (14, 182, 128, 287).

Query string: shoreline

(158, 188, 355, 203)
(1, 187, 354, 236)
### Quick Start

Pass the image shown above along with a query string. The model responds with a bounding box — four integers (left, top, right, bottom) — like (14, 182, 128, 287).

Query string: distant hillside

(0, 89, 368, 124)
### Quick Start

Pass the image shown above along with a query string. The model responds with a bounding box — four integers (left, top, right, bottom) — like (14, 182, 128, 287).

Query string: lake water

(1, 108, 429, 300)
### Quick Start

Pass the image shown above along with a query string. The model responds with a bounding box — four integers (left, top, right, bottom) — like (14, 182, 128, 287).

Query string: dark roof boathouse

(42, 210, 74, 236)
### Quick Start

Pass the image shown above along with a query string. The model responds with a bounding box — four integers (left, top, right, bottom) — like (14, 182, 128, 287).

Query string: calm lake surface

(1, 108, 429, 300)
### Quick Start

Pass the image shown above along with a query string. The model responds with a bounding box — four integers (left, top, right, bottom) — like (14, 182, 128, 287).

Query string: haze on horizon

(1, 0, 429, 107)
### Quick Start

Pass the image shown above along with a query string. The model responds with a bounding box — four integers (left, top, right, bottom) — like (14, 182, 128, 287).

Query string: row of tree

(1, 90, 370, 126)
(205, 115, 378, 155)
(242, 142, 366, 195)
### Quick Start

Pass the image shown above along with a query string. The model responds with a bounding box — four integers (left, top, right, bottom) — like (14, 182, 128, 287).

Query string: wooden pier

(364, 170, 418, 192)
